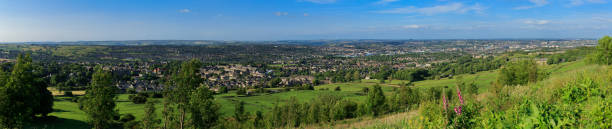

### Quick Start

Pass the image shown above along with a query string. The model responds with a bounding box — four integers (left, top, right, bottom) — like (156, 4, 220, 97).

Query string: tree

(497, 59, 546, 86)
(169, 59, 204, 129)
(312, 79, 321, 85)
(190, 86, 221, 129)
(161, 93, 176, 129)
(362, 87, 370, 94)
(367, 84, 386, 116)
(80, 65, 119, 129)
(129, 93, 148, 104)
(141, 101, 160, 129)
(0, 54, 53, 128)
(253, 111, 264, 128)
(353, 71, 361, 82)
(236, 87, 247, 96)
(268, 77, 282, 87)
(234, 101, 247, 122)
(218, 86, 228, 93)
(589, 36, 612, 64)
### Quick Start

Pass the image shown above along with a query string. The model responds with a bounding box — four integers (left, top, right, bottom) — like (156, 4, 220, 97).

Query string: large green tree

(167, 59, 204, 129)
(190, 86, 220, 129)
(141, 101, 160, 129)
(497, 59, 546, 86)
(0, 54, 53, 128)
(589, 36, 612, 64)
(234, 101, 246, 122)
(367, 84, 386, 116)
(80, 65, 118, 129)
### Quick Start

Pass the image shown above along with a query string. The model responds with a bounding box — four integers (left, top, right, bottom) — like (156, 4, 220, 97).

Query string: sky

(1, 0, 611, 42)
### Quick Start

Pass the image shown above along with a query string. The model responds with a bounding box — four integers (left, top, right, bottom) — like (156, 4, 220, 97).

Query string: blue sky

(1, 0, 611, 42)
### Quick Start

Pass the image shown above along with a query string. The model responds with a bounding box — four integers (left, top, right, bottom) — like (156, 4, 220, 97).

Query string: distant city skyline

(1, 0, 611, 42)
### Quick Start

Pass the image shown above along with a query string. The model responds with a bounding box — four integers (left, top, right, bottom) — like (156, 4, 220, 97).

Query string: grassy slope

(335, 60, 592, 129)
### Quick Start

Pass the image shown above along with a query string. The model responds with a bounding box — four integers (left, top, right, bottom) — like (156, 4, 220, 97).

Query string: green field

(28, 66, 514, 128)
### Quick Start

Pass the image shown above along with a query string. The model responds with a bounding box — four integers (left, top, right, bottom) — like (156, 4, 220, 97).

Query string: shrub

(126, 88, 137, 94)
(367, 84, 386, 116)
(583, 98, 612, 128)
(218, 86, 228, 93)
(71, 96, 80, 103)
(587, 36, 612, 65)
(297, 84, 314, 90)
(556, 75, 600, 104)
(236, 88, 247, 95)
(331, 100, 358, 120)
(497, 59, 548, 86)
(119, 113, 136, 123)
(256, 87, 267, 93)
(64, 91, 74, 97)
(150, 92, 163, 98)
(128, 94, 148, 104)
(362, 87, 370, 94)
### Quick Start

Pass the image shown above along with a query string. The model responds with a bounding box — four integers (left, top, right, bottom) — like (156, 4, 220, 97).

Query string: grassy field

(29, 65, 512, 128)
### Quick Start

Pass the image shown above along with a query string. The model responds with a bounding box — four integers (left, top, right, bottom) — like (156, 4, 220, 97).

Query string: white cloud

(402, 24, 422, 29)
(375, 0, 399, 5)
(179, 9, 191, 13)
(593, 17, 612, 22)
(300, 0, 336, 4)
(569, 0, 606, 6)
(524, 20, 550, 25)
(514, 0, 548, 10)
(377, 3, 485, 15)
(275, 12, 289, 16)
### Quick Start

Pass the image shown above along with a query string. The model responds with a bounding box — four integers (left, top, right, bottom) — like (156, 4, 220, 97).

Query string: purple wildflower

(456, 86, 464, 105)
(442, 94, 448, 110)
(454, 106, 462, 115)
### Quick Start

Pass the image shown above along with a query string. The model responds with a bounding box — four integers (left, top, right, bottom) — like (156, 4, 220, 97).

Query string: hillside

(305, 60, 611, 128)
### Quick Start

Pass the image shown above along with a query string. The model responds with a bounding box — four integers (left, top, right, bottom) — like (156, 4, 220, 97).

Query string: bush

(362, 87, 370, 94)
(126, 88, 137, 94)
(64, 91, 73, 97)
(331, 100, 358, 120)
(297, 84, 314, 90)
(587, 36, 612, 65)
(367, 85, 386, 116)
(128, 94, 148, 104)
(256, 87, 267, 93)
(236, 88, 247, 96)
(123, 120, 140, 129)
(556, 75, 601, 104)
(71, 96, 80, 103)
(119, 114, 136, 123)
(150, 92, 163, 98)
(497, 59, 548, 86)
(219, 86, 228, 94)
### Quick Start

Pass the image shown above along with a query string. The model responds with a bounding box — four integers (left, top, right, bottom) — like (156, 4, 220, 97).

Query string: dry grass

(296, 111, 418, 129)
(47, 87, 86, 96)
